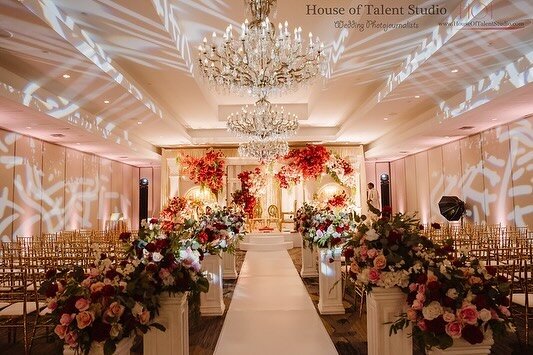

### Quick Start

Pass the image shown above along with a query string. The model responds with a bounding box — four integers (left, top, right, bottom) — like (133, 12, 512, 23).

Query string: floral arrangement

(389, 251, 514, 350)
(283, 144, 331, 180)
(348, 213, 435, 291)
(239, 168, 267, 196)
(159, 196, 195, 234)
(274, 165, 301, 188)
(39, 257, 161, 355)
(180, 149, 226, 194)
(327, 191, 348, 208)
(296, 203, 356, 249)
(125, 218, 209, 295)
(326, 154, 357, 187)
(231, 189, 256, 218)
(193, 206, 246, 255)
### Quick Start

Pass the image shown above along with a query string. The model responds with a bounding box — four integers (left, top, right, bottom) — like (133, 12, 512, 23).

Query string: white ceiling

(0, 0, 531, 166)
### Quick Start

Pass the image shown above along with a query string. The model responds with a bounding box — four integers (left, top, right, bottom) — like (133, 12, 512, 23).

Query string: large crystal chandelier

(227, 97, 298, 140)
(238, 139, 289, 163)
(197, 0, 326, 97)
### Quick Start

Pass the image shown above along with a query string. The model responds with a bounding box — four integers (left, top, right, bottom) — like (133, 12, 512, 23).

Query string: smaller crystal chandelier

(238, 139, 289, 163)
(227, 97, 298, 140)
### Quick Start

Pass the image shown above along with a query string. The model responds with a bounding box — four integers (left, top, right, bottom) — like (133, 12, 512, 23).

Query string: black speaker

(139, 178, 149, 228)
(438, 196, 465, 221)
(380, 173, 390, 208)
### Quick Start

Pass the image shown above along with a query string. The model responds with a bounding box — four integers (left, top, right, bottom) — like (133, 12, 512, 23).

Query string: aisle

(214, 250, 338, 355)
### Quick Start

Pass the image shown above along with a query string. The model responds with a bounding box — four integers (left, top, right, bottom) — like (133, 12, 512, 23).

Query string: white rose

(422, 301, 444, 321)
(152, 252, 163, 262)
(110, 323, 122, 338)
(446, 288, 459, 299)
(132, 302, 143, 317)
(365, 228, 379, 241)
(478, 308, 492, 322)
(443, 311, 456, 322)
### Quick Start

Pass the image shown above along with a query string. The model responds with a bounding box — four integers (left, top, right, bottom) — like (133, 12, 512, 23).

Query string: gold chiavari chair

(511, 246, 533, 346)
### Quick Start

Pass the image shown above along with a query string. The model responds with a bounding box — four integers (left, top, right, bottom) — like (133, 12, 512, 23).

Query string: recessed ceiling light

(137, 121, 142, 125)
(399, 151, 409, 154)
(119, 156, 128, 159)
(51, 133, 65, 138)
(414, 95, 420, 98)
(383, 117, 389, 121)
(103, 100, 110, 104)
(76, 142, 81, 145)
(26, 126, 31, 129)
(62, 74, 71, 79)
(451, 69, 459, 73)
(445, 136, 450, 139)
(491, 118, 497, 121)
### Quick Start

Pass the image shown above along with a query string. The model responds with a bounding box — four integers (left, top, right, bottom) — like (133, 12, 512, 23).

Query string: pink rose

(350, 262, 359, 274)
(81, 278, 92, 287)
(75, 298, 90, 312)
(418, 284, 426, 294)
(367, 248, 378, 259)
(373, 255, 387, 270)
(406, 309, 418, 321)
(159, 268, 171, 279)
(76, 311, 94, 329)
(60, 313, 74, 326)
(427, 272, 437, 283)
(359, 245, 368, 260)
(368, 268, 381, 283)
(47, 298, 58, 311)
(417, 320, 427, 331)
(106, 302, 125, 319)
(443, 311, 456, 323)
(498, 306, 511, 317)
(412, 299, 424, 310)
(468, 276, 482, 285)
(90, 282, 105, 294)
(416, 292, 426, 302)
(490, 309, 501, 320)
(57, 282, 65, 293)
(458, 305, 479, 325)
(408, 283, 417, 292)
(445, 321, 462, 338)
(139, 309, 150, 325)
(54, 325, 68, 339)
(89, 268, 99, 277)
(65, 331, 78, 348)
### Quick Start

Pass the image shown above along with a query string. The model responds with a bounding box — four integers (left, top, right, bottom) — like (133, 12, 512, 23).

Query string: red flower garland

(181, 149, 226, 194)
(285, 144, 330, 179)
(327, 191, 348, 208)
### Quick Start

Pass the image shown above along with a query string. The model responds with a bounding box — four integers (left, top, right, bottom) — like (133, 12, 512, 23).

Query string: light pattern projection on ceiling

(0, 131, 133, 240)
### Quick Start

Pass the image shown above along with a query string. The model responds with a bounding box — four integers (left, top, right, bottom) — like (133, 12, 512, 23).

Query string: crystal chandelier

(238, 139, 289, 163)
(227, 97, 298, 140)
(197, 0, 326, 97)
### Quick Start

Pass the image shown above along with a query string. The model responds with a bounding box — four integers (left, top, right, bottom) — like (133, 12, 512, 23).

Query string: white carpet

(214, 250, 338, 355)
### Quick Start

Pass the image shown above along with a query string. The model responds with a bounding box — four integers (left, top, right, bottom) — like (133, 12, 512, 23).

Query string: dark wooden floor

(1, 248, 531, 354)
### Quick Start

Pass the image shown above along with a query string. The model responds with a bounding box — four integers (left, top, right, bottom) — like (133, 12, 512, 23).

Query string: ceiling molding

(365, 52, 533, 159)
(338, 0, 494, 136)
(19, 0, 191, 140)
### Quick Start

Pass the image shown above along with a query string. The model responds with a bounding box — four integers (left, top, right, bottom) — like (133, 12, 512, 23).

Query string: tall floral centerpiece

(231, 168, 266, 219)
(348, 213, 435, 355)
(39, 258, 161, 355)
(180, 149, 226, 195)
(389, 251, 514, 353)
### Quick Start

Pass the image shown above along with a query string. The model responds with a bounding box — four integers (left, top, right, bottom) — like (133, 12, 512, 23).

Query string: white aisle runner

(214, 250, 338, 355)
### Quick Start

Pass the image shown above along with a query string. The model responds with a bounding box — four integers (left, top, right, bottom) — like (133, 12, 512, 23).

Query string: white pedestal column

(222, 251, 238, 280)
(427, 331, 494, 354)
(143, 293, 188, 355)
(300, 242, 318, 278)
(317, 248, 345, 315)
(200, 254, 225, 316)
(366, 287, 412, 355)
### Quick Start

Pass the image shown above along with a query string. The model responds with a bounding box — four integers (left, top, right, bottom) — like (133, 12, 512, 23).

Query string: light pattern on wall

(0, 129, 137, 240)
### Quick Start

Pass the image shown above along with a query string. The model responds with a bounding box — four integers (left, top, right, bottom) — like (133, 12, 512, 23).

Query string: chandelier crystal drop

(238, 139, 289, 163)
(227, 97, 298, 140)
(197, 0, 326, 97)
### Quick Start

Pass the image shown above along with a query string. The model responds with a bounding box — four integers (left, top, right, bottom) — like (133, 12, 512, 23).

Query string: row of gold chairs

(0, 229, 130, 353)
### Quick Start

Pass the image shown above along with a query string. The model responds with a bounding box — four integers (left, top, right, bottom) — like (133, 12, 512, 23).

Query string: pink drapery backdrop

(0, 128, 161, 240)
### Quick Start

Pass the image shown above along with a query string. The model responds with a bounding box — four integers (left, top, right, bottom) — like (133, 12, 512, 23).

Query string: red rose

(198, 231, 209, 244)
(102, 284, 115, 297)
(343, 247, 354, 260)
(145, 243, 156, 252)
